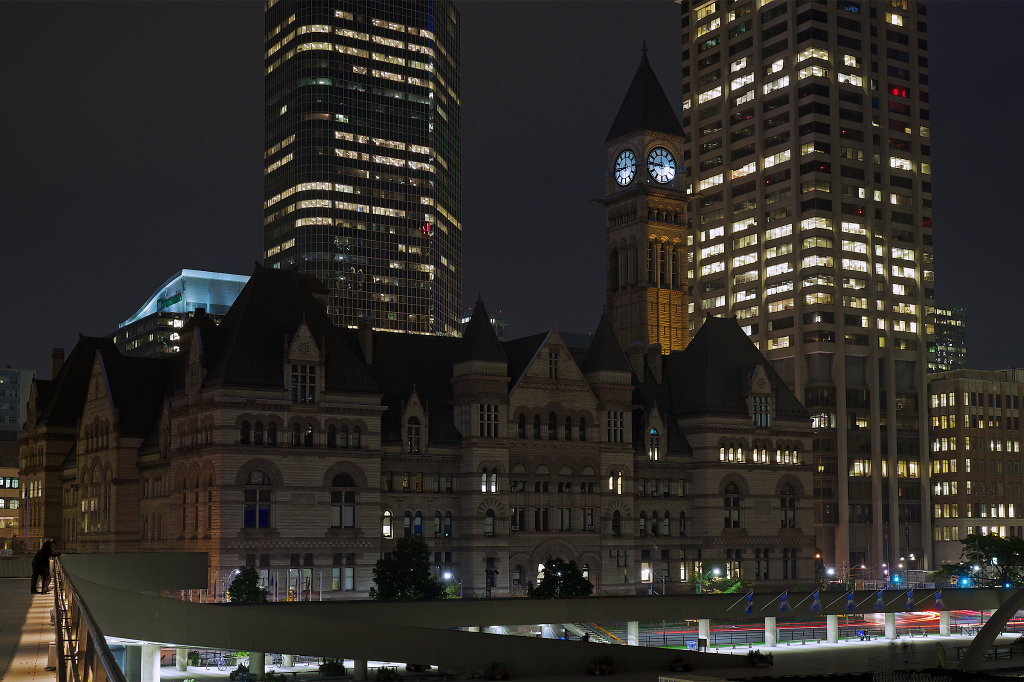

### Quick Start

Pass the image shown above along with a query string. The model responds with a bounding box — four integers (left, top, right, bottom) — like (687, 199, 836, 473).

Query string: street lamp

(443, 571, 462, 598)
(696, 567, 720, 594)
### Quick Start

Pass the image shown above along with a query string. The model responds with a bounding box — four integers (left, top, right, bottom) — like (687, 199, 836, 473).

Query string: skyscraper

(928, 305, 967, 372)
(264, 0, 462, 335)
(680, 0, 934, 571)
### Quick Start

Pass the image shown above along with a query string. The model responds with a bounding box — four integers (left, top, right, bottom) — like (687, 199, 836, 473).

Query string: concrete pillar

(353, 659, 368, 681)
(827, 614, 839, 643)
(765, 617, 777, 648)
(141, 645, 161, 682)
(627, 620, 639, 646)
(282, 654, 293, 668)
(698, 618, 710, 648)
(125, 646, 141, 681)
(176, 648, 188, 672)
(249, 652, 265, 680)
(885, 612, 897, 640)
(940, 611, 951, 636)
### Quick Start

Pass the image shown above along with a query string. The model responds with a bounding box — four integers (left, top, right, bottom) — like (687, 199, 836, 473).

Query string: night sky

(1, 1, 1021, 380)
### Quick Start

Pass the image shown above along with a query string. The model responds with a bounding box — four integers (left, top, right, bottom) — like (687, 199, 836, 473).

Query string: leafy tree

(370, 537, 446, 600)
(527, 556, 593, 598)
(228, 567, 268, 603)
(959, 534, 1024, 586)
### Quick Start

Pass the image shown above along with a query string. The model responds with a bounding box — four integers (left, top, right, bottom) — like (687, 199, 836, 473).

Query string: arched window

(639, 511, 647, 536)
(679, 510, 686, 536)
(518, 414, 526, 438)
(304, 423, 314, 447)
(244, 469, 271, 528)
(382, 510, 392, 538)
(490, 471, 497, 493)
(267, 422, 277, 446)
(649, 428, 660, 460)
(434, 511, 442, 537)
(291, 423, 301, 447)
(481, 471, 488, 493)
(240, 421, 251, 445)
(533, 415, 541, 439)
(444, 510, 452, 537)
(484, 508, 496, 537)
(254, 421, 264, 445)
(407, 416, 421, 453)
(403, 511, 412, 537)
(327, 425, 337, 448)
(780, 483, 796, 528)
(579, 417, 587, 441)
(331, 473, 356, 528)
(724, 482, 742, 529)
(413, 511, 423, 537)
(351, 426, 361, 449)
(548, 412, 557, 440)
(564, 416, 573, 440)
(612, 510, 622, 536)
(340, 425, 349, 448)
(651, 511, 659, 536)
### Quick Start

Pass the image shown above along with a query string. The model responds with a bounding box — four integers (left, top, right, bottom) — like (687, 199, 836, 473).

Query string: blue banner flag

(745, 592, 754, 615)
(875, 590, 884, 610)
(810, 590, 821, 613)
(846, 591, 855, 612)
(934, 591, 944, 610)
(779, 592, 790, 612)
(906, 589, 914, 610)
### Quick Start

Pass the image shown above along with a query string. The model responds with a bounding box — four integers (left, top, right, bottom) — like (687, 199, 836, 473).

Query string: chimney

(358, 317, 373, 365)
(51, 348, 65, 379)
(627, 342, 645, 379)
(646, 344, 663, 382)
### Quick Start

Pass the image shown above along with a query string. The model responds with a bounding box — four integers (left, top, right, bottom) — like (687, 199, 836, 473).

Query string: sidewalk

(0, 578, 56, 682)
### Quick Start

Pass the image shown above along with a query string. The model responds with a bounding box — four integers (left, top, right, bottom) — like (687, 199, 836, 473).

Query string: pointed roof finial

(642, 39, 648, 56)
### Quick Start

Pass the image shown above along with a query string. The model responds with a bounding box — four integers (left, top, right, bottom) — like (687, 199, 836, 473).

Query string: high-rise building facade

(680, 0, 935, 571)
(927, 369, 1023, 567)
(927, 304, 967, 372)
(264, 0, 462, 335)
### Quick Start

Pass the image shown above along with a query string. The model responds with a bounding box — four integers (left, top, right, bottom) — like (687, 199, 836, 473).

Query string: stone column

(627, 620, 639, 646)
(353, 659, 368, 681)
(176, 648, 188, 672)
(940, 611, 951, 636)
(282, 654, 293, 668)
(885, 612, 897, 640)
(125, 646, 141, 681)
(141, 645, 161, 682)
(765, 616, 777, 647)
(249, 652, 265, 680)
(698, 618, 710, 650)
(827, 614, 839, 643)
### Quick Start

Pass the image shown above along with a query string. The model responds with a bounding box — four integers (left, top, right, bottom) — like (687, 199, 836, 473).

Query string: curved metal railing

(53, 557, 127, 682)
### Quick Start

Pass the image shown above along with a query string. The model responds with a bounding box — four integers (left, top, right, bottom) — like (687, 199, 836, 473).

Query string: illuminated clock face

(613, 150, 637, 186)
(647, 147, 676, 183)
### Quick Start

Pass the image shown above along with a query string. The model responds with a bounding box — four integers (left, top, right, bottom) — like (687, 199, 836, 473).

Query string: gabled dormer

(285, 318, 324, 404)
(644, 406, 666, 462)
(402, 388, 428, 454)
(746, 364, 775, 429)
(452, 299, 509, 441)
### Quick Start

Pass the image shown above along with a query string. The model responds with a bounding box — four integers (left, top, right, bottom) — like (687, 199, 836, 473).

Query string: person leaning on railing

(31, 541, 60, 594)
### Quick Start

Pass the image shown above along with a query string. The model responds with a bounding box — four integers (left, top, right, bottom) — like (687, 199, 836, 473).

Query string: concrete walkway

(0, 578, 56, 682)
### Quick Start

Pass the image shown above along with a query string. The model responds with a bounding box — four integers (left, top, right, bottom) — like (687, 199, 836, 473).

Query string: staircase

(563, 622, 623, 645)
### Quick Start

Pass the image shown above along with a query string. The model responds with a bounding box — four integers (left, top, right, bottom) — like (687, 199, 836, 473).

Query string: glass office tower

(264, 0, 462, 335)
(680, 0, 935, 572)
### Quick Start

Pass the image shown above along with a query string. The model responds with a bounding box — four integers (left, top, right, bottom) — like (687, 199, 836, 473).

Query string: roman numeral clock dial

(647, 146, 676, 183)
(613, 149, 636, 186)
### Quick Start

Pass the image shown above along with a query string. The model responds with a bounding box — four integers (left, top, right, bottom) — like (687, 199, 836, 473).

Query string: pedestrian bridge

(52, 553, 1022, 680)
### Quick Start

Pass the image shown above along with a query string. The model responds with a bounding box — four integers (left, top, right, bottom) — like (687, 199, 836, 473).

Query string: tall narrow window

(413, 511, 422, 536)
(244, 470, 271, 528)
(382, 510, 392, 538)
(240, 421, 251, 445)
(403, 511, 411, 537)
(327, 425, 337, 448)
(517, 414, 526, 438)
(267, 423, 277, 446)
(533, 415, 541, 439)
(724, 482, 742, 528)
(484, 508, 496, 536)
(752, 395, 770, 427)
(407, 417, 421, 453)
(564, 416, 573, 440)
(304, 423, 314, 447)
(253, 421, 264, 445)
(649, 428, 660, 460)
(548, 351, 559, 379)
(579, 417, 587, 441)
(291, 423, 301, 447)
(479, 404, 498, 437)
(290, 364, 316, 403)
(780, 484, 796, 528)
(331, 473, 356, 528)
(351, 426, 361, 448)
(340, 425, 349, 448)
(679, 510, 686, 536)
(612, 510, 622, 536)
(444, 510, 452, 537)
(548, 412, 558, 440)
(490, 471, 497, 493)
(434, 511, 442, 537)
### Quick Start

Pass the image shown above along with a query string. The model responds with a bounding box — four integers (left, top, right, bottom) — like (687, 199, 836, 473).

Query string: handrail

(54, 558, 127, 682)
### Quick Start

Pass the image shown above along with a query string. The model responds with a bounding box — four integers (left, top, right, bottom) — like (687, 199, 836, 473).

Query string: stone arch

(719, 474, 750, 496)
(775, 474, 806, 497)
(582, 465, 596, 476)
(234, 457, 285, 487)
(558, 465, 573, 476)
(321, 461, 369, 489)
(510, 463, 527, 475)
(475, 499, 506, 516)
(535, 464, 550, 476)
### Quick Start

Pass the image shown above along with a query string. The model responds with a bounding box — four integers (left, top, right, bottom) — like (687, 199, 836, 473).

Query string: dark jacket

(31, 541, 58, 572)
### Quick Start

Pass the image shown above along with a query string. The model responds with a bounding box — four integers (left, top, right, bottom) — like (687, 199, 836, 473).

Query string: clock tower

(604, 47, 690, 355)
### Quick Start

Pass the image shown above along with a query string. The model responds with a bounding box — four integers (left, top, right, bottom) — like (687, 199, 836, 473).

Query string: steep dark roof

(580, 315, 633, 375)
(605, 50, 685, 142)
(664, 317, 808, 420)
(455, 299, 507, 363)
(205, 265, 377, 394)
(102, 356, 173, 437)
(38, 336, 120, 427)
(632, 371, 693, 457)
(502, 333, 548, 387)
